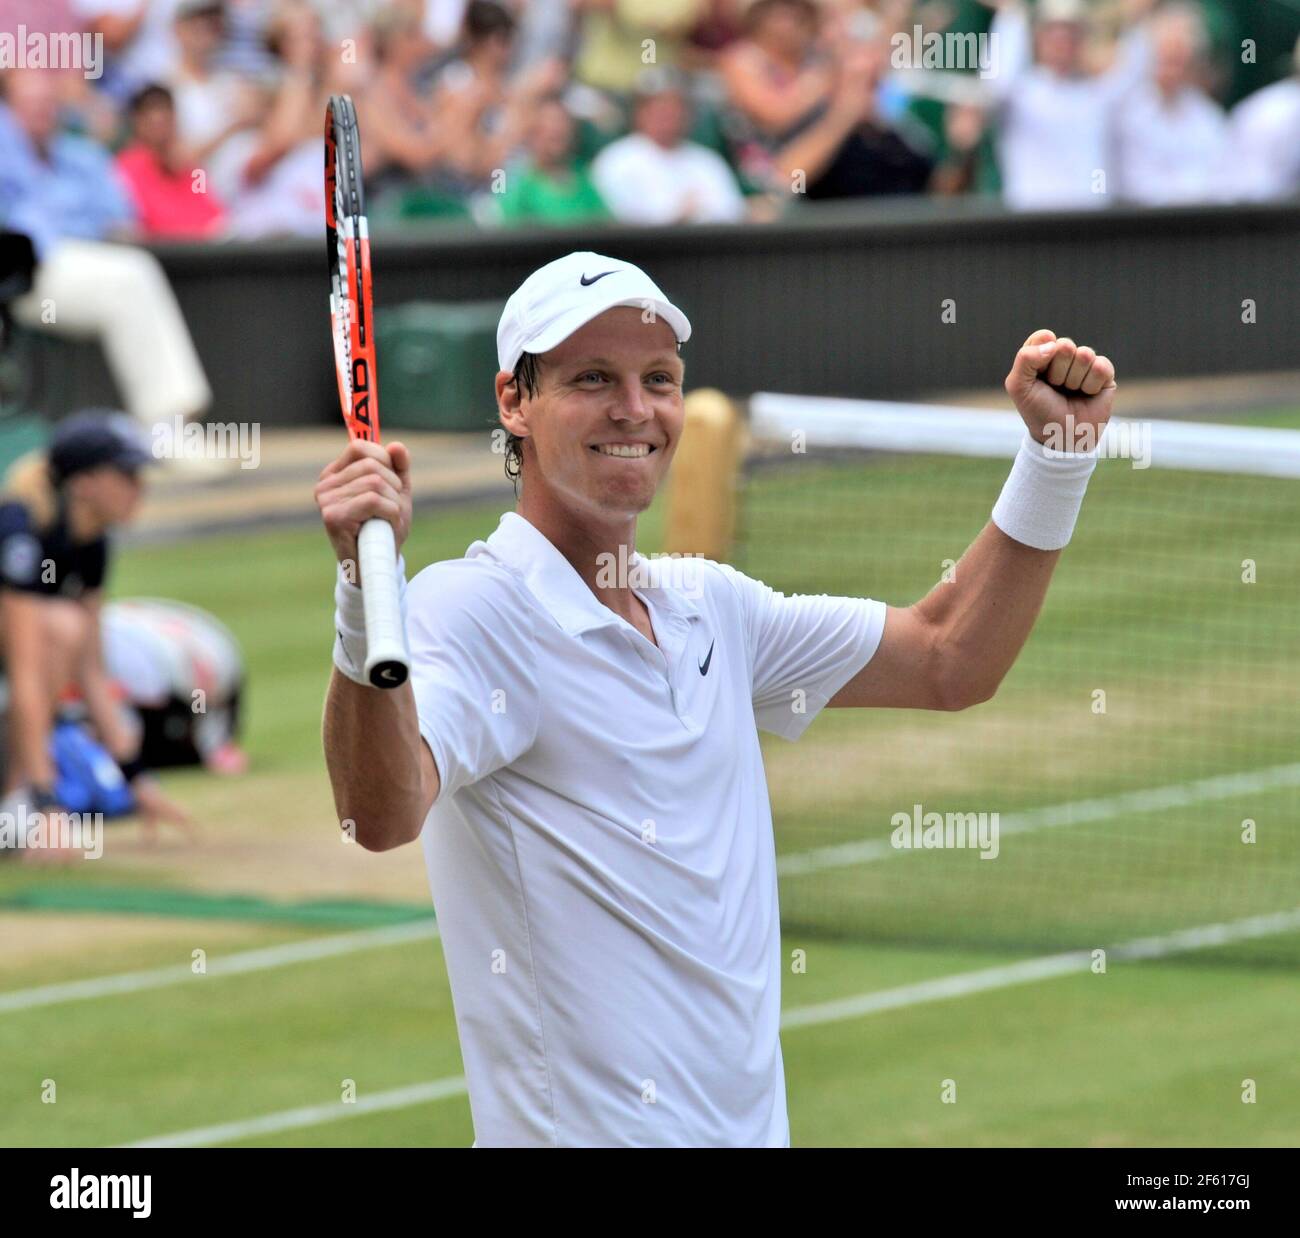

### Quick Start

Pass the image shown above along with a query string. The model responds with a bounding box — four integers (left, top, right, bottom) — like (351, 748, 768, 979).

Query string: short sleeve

(716, 564, 887, 741)
(405, 559, 540, 802)
(0, 501, 43, 592)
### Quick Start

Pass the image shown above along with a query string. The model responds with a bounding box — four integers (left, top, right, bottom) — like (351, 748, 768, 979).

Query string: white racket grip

(357, 518, 409, 688)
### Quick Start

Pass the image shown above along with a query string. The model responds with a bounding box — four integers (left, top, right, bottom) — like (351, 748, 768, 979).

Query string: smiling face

(497, 307, 685, 529)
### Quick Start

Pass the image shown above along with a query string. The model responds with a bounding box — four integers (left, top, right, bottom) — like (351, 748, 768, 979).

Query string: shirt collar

(476, 512, 700, 636)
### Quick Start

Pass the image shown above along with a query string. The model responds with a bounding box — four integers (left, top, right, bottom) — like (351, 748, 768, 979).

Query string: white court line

(0, 920, 438, 1015)
(780, 907, 1300, 1029)
(122, 1077, 469, 1149)
(777, 761, 1300, 877)
(119, 905, 1300, 1148)
(2, 762, 1296, 1015)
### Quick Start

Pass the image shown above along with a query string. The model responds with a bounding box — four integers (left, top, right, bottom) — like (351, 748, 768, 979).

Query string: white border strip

(119, 907, 1300, 1147)
(749, 393, 1300, 478)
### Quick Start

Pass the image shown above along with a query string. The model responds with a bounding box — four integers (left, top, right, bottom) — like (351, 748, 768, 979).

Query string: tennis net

(727, 394, 1300, 964)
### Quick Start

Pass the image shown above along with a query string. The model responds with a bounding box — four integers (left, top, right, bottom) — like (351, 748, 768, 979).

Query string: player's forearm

(81, 679, 127, 758)
(322, 671, 427, 850)
(8, 670, 56, 788)
(921, 331, 1112, 707)
(78, 649, 136, 760)
(315, 435, 418, 846)
(918, 520, 1060, 709)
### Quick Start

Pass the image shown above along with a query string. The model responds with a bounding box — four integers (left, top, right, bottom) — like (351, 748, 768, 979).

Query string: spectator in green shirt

(496, 96, 611, 227)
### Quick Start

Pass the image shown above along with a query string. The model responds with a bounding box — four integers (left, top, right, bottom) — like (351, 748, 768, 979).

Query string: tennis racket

(325, 94, 408, 688)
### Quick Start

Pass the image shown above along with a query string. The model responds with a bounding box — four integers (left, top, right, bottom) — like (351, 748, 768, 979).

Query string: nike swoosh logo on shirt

(699, 640, 715, 675)
(580, 270, 618, 286)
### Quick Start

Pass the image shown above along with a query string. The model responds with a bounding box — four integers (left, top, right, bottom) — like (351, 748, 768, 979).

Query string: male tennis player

(316, 251, 1115, 1147)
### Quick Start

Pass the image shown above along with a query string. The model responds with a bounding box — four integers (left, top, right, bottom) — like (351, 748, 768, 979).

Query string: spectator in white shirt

(1226, 36, 1300, 202)
(983, 0, 1155, 211)
(168, 0, 263, 167)
(1114, 3, 1228, 205)
(591, 70, 747, 225)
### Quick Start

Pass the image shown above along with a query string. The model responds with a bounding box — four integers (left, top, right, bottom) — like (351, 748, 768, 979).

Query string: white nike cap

(496, 251, 692, 373)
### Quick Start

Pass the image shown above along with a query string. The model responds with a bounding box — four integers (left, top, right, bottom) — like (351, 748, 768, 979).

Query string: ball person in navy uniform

(0, 410, 188, 859)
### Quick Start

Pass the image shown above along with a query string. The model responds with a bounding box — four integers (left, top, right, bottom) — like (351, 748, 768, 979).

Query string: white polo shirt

(407, 512, 886, 1147)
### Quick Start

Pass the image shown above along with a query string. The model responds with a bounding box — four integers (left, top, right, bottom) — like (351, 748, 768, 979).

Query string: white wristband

(991, 431, 1098, 551)
(333, 554, 408, 686)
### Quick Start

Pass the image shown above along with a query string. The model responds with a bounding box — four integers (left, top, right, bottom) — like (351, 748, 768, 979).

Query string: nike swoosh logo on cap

(580, 270, 618, 286)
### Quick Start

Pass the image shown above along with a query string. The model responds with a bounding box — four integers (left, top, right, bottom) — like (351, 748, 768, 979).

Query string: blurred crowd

(0, 0, 1297, 243)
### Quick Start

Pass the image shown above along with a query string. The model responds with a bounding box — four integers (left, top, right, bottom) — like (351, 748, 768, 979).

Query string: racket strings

(326, 95, 377, 444)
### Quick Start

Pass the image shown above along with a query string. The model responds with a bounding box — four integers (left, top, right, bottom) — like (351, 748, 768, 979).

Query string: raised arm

(316, 440, 436, 851)
(772, 40, 877, 189)
(831, 328, 1116, 711)
(982, 1, 1034, 106)
(721, 44, 835, 138)
(322, 665, 437, 851)
(359, 90, 452, 175)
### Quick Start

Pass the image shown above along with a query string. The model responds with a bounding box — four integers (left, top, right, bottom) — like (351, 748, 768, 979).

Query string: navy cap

(48, 410, 155, 483)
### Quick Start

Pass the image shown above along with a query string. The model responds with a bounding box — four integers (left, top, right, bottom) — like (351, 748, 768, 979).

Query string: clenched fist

(314, 440, 413, 573)
(1005, 329, 1117, 453)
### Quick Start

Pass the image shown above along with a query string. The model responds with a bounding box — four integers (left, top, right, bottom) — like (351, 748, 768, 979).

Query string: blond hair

(1, 449, 57, 532)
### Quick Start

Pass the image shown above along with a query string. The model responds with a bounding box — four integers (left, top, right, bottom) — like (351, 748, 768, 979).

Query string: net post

(666, 388, 743, 561)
